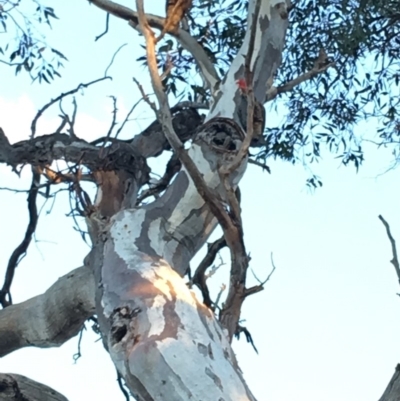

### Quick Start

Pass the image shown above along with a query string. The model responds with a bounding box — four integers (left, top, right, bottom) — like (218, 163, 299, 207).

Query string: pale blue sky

(1, 1, 400, 400)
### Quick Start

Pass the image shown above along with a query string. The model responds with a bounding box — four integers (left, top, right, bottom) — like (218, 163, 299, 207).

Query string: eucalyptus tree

(0, 0, 399, 400)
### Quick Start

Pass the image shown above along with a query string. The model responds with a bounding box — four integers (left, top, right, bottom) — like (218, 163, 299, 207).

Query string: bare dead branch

(70, 98, 78, 137)
(104, 43, 127, 76)
(175, 29, 220, 91)
(214, 283, 226, 309)
(115, 98, 143, 138)
(132, 77, 157, 112)
(58, 100, 77, 139)
(378, 214, 400, 287)
(0, 169, 40, 308)
(103, 96, 118, 142)
(30, 76, 112, 139)
(245, 253, 277, 297)
(265, 62, 336, 103)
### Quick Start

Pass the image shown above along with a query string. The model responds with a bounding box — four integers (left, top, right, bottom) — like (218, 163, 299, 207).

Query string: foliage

(280, 0, 400, 170)
(0, 0, 67, 83)
(162, 0, 399, 172)
(1, 0, 399, 170)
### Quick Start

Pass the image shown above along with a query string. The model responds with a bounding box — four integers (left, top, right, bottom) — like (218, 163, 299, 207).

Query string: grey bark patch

(138, 172, 190, 259)
(205, 367, 224, 391)
(128, 346, 195, 401)
(197, 342, 208, 356)
(208, 343, 214, 360)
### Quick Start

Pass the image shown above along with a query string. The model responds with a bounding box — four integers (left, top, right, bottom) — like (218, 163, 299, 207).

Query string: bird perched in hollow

(158, 0, 192, 40)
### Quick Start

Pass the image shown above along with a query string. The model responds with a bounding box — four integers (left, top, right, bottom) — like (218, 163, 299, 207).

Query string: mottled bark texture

(86, 1, 290, 400)
(0, 267, 94, 358)
(90, 118, 253, 401)
(0, 373, 68, 401)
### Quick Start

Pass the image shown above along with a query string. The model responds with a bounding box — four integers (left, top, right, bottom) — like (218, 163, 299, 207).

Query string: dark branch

(378, 215, 400, 287)
(95, 12, 110, 41)
(192, 236, 227, 308)
(235, 324, 258, 354)
(0, 169, 40, 308)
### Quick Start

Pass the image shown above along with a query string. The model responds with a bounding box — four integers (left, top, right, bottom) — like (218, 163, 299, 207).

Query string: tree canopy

(1, 0, 398, 174)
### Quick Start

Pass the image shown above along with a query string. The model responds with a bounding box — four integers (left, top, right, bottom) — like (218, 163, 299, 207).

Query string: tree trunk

(87, 1, 289, 399)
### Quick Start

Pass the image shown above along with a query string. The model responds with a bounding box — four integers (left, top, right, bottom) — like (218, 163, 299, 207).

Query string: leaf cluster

(0, 0, 67, 83)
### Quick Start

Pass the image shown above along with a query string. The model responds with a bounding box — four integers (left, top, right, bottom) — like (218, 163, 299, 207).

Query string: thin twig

(73, 326, 86, 363)
(30, 76, 111, 139)
(248, 158, 271, 173)
(0, 186, 29, 193)
(95, 12, 110, 41)
(378, 215, 400, 287)
(104, 43, 127, 77)
(69, 98, 78, 138)
(115, 98, 143, 138)
(132, 77, 157, 112)
(116, 370, 131, 401)
(214, 284, 226, 310)
(106, 96, 118, 138)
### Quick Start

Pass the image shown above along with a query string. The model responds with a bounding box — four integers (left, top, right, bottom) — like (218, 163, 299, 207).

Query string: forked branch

(88, 0, 219, 90)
